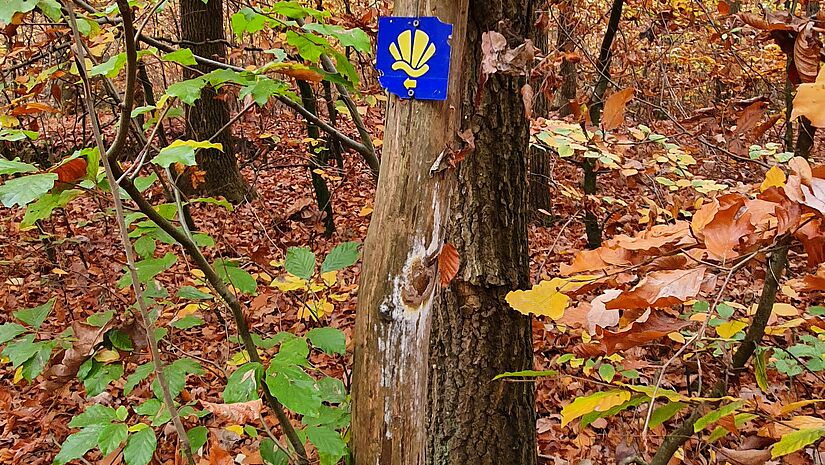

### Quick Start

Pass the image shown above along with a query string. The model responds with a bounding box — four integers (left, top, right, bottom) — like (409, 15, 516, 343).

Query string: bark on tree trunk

(529, 1, 553, 223)
(352, 1, 536, 465)
(180, 0, 250, 203)
(553, 0, 578, 117)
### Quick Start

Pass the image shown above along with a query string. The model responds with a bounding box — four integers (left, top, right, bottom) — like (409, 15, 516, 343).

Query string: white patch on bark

(376, 186, 448, 449)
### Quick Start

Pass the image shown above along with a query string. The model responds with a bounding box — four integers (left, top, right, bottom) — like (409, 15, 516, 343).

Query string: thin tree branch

(63, 2, 195, 464)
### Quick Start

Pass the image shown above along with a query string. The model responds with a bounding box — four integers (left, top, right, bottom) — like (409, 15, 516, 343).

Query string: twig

(63, 1, 195, 463)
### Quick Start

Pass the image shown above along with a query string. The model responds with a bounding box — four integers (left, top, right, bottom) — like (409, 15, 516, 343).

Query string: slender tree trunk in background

(180, 0, 250, 203)
(584, 0, 623, 249)
(352, 1, 536, 464)
(297, 80, 335, 236)
(553, 0, 578, 117)
(529, 1, 552, 223)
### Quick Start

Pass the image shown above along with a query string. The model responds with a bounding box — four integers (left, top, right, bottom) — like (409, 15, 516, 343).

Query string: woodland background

(1, 0, 825, 464)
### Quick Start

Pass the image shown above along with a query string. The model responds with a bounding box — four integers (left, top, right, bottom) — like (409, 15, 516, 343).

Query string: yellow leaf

(772, 303, 798, 317)
(760, 165, 787, 192)
(780, 399, 825, 416)
(716, 320, 748, 338)
(358, 206, 374, 217)
(506, 278, 572, 319)
(668, 332, 686, 343)
(791, 68, 825, 128)
(94, 349, 120, 363)
(270, 274, 307, 292)
(560, 390, 631, 427)
(759, 415, 825, 438)
(225, 424, 245, 435)
(13, 366, 24, 384)
(51, 268, 68, 275)
(321, 271, 338, 286)
(227, 351, 251, 367)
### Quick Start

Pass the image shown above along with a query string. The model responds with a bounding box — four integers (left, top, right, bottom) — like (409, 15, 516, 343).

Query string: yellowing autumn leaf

(716, 319, 748, 338)
(560, 390, 631, 427)
(506, 276, 595, 319)
(771, 303, 798, 317)
(761, 165, 787, 192)
(791, 67, 825, 128)
(270, 274, 307, 291)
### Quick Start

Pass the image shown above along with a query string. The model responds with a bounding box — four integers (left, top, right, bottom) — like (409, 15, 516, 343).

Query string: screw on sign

(375, 17, 452, 101)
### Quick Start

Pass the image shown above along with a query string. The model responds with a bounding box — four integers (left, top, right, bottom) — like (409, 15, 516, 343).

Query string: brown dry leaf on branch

(601, 88, 634, 131)
(200, 399, 263, 424)
(605, 267, 706, 310)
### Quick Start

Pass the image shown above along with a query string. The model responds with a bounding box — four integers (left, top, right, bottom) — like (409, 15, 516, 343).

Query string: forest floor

(1, 100, 823, 464)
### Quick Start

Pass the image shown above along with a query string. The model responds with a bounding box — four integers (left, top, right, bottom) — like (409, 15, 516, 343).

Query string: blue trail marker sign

(376, 17, 453, 101)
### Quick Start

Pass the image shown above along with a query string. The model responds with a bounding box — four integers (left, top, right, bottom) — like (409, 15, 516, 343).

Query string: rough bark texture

(553, 0, 578, 117)
(180, 0, 250, 203)
(352, 1, 535, 465)
(529, 1, 552, 222)
(352, 1, 470, 464)
(427, 1, 536, 464)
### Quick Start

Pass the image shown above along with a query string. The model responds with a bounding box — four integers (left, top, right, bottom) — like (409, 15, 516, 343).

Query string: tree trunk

(180, 0, 250, 203)
(352, 1, 536, 465)
(529, 0, 553, 223)
(553, 0, 578, 117)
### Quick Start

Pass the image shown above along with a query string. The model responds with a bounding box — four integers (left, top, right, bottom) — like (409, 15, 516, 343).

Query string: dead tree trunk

(553, 0, 578, 116)
(352, 1, 536, 465)
(180, 0, 250, 203)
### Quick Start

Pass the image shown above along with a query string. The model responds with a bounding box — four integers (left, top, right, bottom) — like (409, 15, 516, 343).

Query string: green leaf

(21, 189, 82, 228)
(123, 426, 157, 465)
(151, 358, 203, 400)
(107, 329, 134, 351)
(321, 242, 359, 273)
(239, 77, 287, 106)
(772, 428, 825, 458)
(260, 438, 289, 465)
(580, 395, 646, 428)
(124, 364, 151, 396)
(0, 157, 37, 175)
(87, 310, 115, 327)
(755, 348, 769, 393)
(306, 425, 346, 458)
(0, 173, 58, 207)
(0, 129, 38, 142)
(273, 337, 309, 366)
(80, 360, 124, 397)
(118, 253, 177, 288)
(134, 398, 162, 417)
(133, 173, 158, 192)
(0, 323, 27, 344)
(1, 334, 38, 368)
(285, 247, 315, 280)
(170, 315, 205, 329)
(177, 286, 212, 300)
(492, 369, 559, 380)
(152, 139, 223, 168)
(286, 31, 329, 62)
(648, 402, 687, 429)
(90, 53, 127, 78)
(53, 426, 102, 465)
(162, 48, 197, 66)
(598, 364, 616, 383)
(316, 377, 346, 404)
(13, 298, 54, 330)
(716, 302, 735, 319)
(809, 306, 825, 316)
(134, 235, 156, 259)
(301, 23, 371, 53)
(98, 423, 128, 456)
(694, 400, 745, 432)
(20, 340, 53, 381)
(265, 364, 322, 416)
(0, 0, 37, 25)
(213, 259, 258, 295)
(187, 425, 208, 454)
(270, 1, 328, 20)
(166, 78, 206, 105)
(307, 327, 346, 356)
(223, 362, 262, 403)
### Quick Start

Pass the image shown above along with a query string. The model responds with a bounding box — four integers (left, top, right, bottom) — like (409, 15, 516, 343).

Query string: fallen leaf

(606, 268, 706, 310)
(601, 88, 635, 131)
(200, 399, 262, 425)
(602, 314, 692, 355)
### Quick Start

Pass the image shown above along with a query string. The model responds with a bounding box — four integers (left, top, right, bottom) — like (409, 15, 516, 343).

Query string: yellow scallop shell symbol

(389, 29, 437, 89)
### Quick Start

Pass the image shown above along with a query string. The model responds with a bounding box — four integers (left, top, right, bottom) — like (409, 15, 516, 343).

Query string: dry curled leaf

(601, 88, 635, 131)
(200, 399, 262, 424)
(438, 243, 459, 287)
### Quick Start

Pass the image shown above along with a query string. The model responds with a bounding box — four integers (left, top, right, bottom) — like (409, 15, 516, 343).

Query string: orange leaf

(209, 443, 233, 465)
(602, 313, 691, 355)
(601, 88, 635, 131)
(605, 267, 706, 310)
(438, 243, 459, 287)
(701, 195, 756, 261)
(49, 158, 88, 184)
